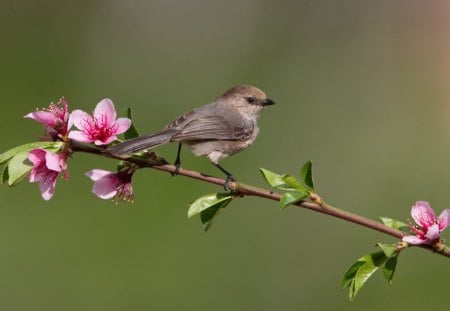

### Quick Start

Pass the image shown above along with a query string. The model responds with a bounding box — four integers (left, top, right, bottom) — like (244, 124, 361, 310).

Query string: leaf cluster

(342, 243, 399, 300)
(0, 142, 64, 186)
(341, 217, 409, 300)
(260, 161, 315, 208)
(187, 193, 233, 231)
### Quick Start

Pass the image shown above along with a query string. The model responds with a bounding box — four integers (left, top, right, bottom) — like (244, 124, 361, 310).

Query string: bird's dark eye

(245, 96, 256, 103)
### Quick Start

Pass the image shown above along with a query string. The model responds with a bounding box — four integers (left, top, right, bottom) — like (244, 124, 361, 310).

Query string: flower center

(114, 182, 134, 202)
(84, 114, 118, 142)
(46, 102, 69, 136)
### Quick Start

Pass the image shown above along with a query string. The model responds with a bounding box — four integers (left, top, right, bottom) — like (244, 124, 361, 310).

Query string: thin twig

(70, 140, 450, 258)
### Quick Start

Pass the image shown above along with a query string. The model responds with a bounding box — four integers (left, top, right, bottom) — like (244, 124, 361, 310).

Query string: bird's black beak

(262, 98, 276, 106)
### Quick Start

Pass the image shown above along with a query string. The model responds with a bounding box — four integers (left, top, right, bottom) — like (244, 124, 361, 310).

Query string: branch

(70, 140, 450, 259)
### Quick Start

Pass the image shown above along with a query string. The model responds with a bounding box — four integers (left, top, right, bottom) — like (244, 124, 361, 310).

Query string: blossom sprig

(402, 201, 450, 246)
(2, 97, 133, 201)
(24, 97, 71, 140)
(68, 99, 131, 145)
(28, 148, 69, 200)
(85, 167, 136, 203)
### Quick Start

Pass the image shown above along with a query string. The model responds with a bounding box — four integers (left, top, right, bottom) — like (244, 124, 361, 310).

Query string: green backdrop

(1, 1, 449, 310)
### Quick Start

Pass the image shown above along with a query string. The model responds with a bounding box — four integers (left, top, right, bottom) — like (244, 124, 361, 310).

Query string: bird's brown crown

(220, 85, 267, 103)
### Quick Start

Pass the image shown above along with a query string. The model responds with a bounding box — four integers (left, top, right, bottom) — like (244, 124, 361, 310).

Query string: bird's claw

(171, 162, 180, 176)
(223, 175, 236, 191)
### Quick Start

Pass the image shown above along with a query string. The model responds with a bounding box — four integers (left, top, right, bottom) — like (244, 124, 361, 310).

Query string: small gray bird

(108, 85, 275, 189)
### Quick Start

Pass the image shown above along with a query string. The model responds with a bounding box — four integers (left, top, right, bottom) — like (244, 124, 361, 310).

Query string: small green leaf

(259, 168, 287, 188)
(300, 161, 314, 190)
(200, 202, 228, 232)
(377, 243, 396, 257)
(351, 251, 387, 300)
(342, 251, 388, 300)
(7, 152, 33, 186)
(260, 167, 315, 193)
(281, 174, 310, 193)
(352, 261, 377, 300)
(122, 108, 140, 140)
(280, 191, 307, 209)
(1, 163, 9, 184)
(0, 141, 64, 165)
(377, 243, 399, 284)
(342, 260, 365, 289)
(187, 193, 232, 218)
(188, 193, 233, 232)
(379, 217, 409, 232)
(382, 253, 398, 284)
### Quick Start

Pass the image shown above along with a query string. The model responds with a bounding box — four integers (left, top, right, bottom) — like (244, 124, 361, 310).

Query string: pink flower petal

(28, 149, 46, 165)
(411, 201, 435, 228)
(85, 169, 112, 181)
(29, 172, 38, 183)
(95, 136, 116, 146)
(402, 235, 428, 245)
(24, 111, 56, 127)
(94, 99, 116, 125)
(67, 112, 74, 131)
(29, 166, 44, 183)
(438, 209, 450, 231)
(114, 118, 132, 134)
(69, 110, 91, 130)
(39, 178, 56, 201)
(92, 174, 118, 199)
(68, 130, 92, 143)
(424, 223, 440, 241)
(44, 152, 63, 172)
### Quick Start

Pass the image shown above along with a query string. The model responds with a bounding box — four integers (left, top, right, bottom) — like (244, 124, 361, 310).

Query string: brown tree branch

(70, 140, 450, 258)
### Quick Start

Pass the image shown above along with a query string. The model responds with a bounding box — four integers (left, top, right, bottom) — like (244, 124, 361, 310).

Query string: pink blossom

(68, 99, 131, 145)
(85, 169, 134, 202)
(28, 149, 69, 200)
(24, 98, 71, 140)
(402, 201, 450, 245)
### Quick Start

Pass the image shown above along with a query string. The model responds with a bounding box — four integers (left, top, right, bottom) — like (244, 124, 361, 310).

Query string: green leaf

(379, 217, 409, 232)
(0, 141, 64, 165)
(122, 108, 140, 140)
(188, 193, 233, 232)
(187, 193, 232, 218)
(200, 202, 228, 232)
(300, 161, 314, 190)
(1, 163, 9, 184)
(351, 251, 387, 300)
(7, 152, 33, 186)
(259, 168, 287, 188)
(377, 243, 396, 257)
(342, 251, 388, 300)
(281, 174, 310, 193)
(382, 253, 398, 284)
(260, 167, 314, 194)
(280, 191, 307, 209)
(342, 260, 365, 289)
(343, 245, 401, 300)
(377, 243, 399, 283)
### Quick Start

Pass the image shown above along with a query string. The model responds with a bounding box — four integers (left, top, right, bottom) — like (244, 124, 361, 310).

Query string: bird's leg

(214, 163, 235, 191)
(171, 143, 182, 176)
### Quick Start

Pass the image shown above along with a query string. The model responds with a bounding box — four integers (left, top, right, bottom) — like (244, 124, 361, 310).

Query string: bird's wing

(169, 106, 254, 141)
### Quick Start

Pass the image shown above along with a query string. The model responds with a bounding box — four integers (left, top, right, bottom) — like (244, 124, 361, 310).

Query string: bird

(108, 85, 275, 189)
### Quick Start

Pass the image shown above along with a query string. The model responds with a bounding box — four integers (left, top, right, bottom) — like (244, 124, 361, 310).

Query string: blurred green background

(1, 1, 449, 310)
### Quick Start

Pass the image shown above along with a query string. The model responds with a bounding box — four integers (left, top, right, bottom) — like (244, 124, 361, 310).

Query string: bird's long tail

(107, 129, 177, 155)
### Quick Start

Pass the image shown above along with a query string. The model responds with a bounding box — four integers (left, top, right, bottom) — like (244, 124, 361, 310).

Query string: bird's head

(219, 85, 275, 118)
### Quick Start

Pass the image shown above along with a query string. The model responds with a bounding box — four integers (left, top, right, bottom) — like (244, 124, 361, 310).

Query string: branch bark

(70, 140, 450, 258)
